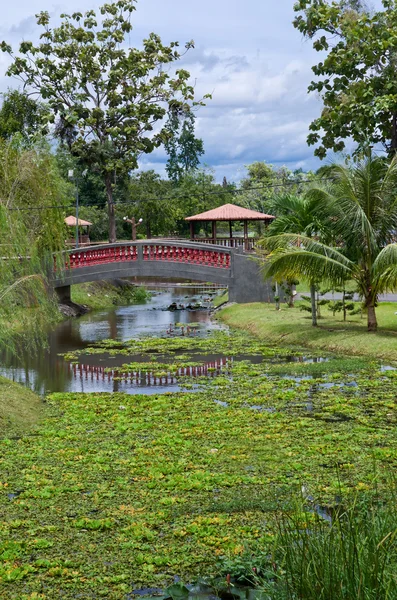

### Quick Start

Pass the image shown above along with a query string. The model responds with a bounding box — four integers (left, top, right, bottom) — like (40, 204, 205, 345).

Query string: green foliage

(239, 162, 316, 214)
(293, 0, 397, 158)
(0, 89, 48, 142)
(264, 497, 397, 599)
(0, 139, 68, 348)
(128, 170, 174, 238)
(3, 328, 397, 596)
(71, 281, 149, 309)
(164, 110, 204, 182)
(1, 0, 208, 242)
(262, 155, 397, 331)
(217, 545, 271, 585)
(266, 193, 328, 239)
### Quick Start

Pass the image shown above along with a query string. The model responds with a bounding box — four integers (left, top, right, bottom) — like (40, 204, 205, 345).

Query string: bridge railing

(64, 241, 233, 271)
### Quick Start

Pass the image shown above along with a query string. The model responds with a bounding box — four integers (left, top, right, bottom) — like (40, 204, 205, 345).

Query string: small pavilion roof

(185, 203, 275, 222)
(64, 215, 92, 227)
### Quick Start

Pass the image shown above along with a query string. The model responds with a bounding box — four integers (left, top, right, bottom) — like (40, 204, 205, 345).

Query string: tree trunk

(287, 282, 294, 308)
(367, 300, 377, 332)
(391, 113, 397, 156)
(146, 221, 151, 239)
(105, 173, 116, 243)
(310, 283, 317, 327)
(343, 289, 346, 322)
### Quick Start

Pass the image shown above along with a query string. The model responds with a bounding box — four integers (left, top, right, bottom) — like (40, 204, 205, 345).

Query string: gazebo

(64, 215, 92, 246)
(185, 203, 275, 251)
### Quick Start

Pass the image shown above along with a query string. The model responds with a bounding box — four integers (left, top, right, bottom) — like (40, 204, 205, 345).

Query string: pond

(0, 285, 226, 396)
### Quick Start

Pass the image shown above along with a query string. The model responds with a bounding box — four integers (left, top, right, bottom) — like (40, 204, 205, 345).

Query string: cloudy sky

(0, 0, 378, 182)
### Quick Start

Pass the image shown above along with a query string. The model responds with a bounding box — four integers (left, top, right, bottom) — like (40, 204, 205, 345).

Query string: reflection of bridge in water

(69, 357, 230, 388)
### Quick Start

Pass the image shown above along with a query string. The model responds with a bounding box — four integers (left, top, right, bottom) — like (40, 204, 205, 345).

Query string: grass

(295, 279, 358, 294)
(0, 376, 42, 437)
(71, 281, 149, 310)
(219, 302, 397, 361)
(264, 498, 397, 599)
(212, 290, 229, 309)
(2, 330, 397, 597)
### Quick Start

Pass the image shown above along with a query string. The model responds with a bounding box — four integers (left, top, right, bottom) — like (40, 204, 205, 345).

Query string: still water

(0, 286, 226, 396)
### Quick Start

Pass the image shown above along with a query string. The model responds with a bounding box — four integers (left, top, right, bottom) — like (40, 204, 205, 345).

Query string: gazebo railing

(192, 237, 259, 251)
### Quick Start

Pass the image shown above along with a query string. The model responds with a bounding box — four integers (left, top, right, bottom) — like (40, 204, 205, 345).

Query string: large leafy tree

(1, 0, 206, 242)
(128, 170, 174, 238)
(164, 110, 204, 183)
(262, 156, 397, 332)
(239, 161, 316, 213)
(293, 0, 397, 158)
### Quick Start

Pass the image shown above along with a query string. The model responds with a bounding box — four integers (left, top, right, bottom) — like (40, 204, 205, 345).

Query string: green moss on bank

(0, 376, 42, 436)
(71, 281, 148, 310)
(219, 302, 397, 360)
(212, 290, 229, 308)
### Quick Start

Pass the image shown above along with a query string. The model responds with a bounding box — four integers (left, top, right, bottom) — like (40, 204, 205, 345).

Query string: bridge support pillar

(55, 285, 71, 304)
(229, 252, 276, 303)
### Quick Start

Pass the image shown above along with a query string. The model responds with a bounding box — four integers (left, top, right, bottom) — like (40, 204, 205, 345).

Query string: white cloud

(0, 0, 328, 181)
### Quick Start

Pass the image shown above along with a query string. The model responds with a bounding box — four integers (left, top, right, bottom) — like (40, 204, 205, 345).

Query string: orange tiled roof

(185, 203, 275, 221)
(64, 215, 92, 227)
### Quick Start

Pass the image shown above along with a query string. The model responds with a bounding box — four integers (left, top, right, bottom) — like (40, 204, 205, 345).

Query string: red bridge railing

(66, 242, 232, 270)
(68, 245, 138, 269)
(142, 244, 230, 268)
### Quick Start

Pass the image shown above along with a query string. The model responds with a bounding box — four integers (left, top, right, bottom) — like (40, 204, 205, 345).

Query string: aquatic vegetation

(1, 330, 397, 598)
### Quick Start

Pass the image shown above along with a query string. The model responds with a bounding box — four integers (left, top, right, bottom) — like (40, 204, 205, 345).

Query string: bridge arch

(53, 241, 276, 304)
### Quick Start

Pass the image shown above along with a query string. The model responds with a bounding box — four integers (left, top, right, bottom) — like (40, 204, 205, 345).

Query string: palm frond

(260, 233, 353, 268)
(372, 244, 397, 293)
(263, 248, 353, 287)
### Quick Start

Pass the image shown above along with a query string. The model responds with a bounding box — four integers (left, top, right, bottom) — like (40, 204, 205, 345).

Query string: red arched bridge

(53, 241, 275, 304)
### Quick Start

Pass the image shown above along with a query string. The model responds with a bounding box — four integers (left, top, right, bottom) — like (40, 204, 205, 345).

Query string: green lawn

(219, 302, 397, 360)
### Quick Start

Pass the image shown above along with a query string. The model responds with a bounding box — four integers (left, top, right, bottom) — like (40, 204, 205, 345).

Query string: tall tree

(293, 0, 397, 158)
(0, 89, 48, 141)
(262, 156, 397, 332)
(128, 170, 174, 238)
(1, 0, 207, 242)
(164, 110, 204, 182)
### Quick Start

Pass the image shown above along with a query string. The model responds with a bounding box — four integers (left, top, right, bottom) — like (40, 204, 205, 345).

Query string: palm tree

(265, 193, 329, 325)
(262, 156, 397, 332)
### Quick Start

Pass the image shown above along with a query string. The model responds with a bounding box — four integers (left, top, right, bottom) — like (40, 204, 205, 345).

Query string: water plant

(2, 329, 397, 597)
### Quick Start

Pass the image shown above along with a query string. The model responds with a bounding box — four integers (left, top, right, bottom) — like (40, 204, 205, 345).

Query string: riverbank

(0, 376, 42, 436)
(219, 302, 397, 361)
(71, 281, 149, 310)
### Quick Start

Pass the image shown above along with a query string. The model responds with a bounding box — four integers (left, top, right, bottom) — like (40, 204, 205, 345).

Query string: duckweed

(2, 330, 397, 598)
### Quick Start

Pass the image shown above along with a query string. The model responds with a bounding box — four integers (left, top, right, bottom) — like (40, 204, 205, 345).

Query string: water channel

(0, 285, 227, 396)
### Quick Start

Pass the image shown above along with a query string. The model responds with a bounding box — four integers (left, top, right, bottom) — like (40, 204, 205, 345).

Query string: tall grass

(263, 497, 397, 599)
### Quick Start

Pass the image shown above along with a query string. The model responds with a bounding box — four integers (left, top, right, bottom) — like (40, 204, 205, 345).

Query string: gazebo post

(212, 220, 217, 244)
(244, 220, 248, 251)
(229, 221, 233, 247)
(190, 221, 195, 241)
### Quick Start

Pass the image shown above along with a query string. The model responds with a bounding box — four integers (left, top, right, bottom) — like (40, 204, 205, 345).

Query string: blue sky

(0, 0, 384, 182)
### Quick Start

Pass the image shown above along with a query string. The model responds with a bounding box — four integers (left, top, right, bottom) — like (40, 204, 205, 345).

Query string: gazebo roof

(64, 215, 92, 227)
(185, 203, 275, 222)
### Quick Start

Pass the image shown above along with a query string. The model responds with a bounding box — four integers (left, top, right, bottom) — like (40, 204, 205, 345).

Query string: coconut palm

(262, 156, 397, 332)
(265, 192, 330, 325)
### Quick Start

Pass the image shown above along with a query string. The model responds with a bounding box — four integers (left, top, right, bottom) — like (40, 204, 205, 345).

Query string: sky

(0, 0, 381, 183)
